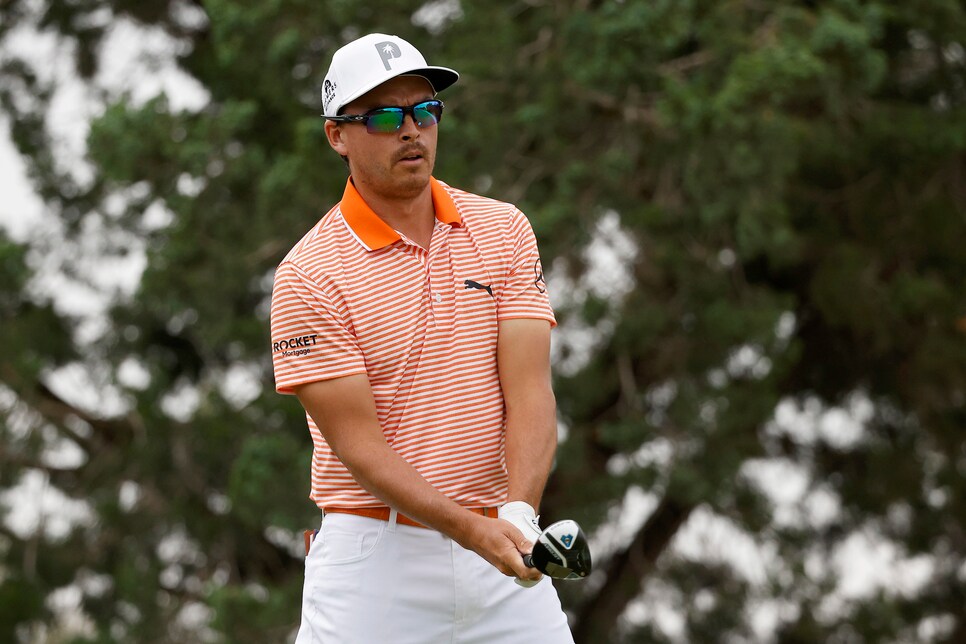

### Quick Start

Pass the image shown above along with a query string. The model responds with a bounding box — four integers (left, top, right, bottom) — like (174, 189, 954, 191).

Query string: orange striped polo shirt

(271, 176, 555, 509)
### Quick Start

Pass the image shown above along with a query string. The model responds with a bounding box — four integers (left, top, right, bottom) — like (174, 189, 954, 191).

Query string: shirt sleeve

(270, 261, 368, 395)
(496, 209, 556, 327)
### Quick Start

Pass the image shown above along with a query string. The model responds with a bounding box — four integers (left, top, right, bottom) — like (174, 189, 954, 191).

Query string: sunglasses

(326, 100, 445, 134)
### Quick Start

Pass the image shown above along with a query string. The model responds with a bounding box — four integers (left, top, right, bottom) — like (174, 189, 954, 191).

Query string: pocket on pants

(312, 515, 387, 566)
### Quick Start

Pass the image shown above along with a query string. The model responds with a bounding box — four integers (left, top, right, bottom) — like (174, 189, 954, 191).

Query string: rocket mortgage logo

(274, 334, 318, 358)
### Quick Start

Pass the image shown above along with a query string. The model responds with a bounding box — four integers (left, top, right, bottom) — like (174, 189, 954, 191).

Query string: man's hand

(499, 501, 543, 587)
(458, 514, 543, 584)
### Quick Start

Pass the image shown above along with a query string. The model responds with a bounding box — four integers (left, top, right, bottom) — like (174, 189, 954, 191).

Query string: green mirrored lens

(360, 102, 443, 133)
(366, 109, 404, 133)
(413, 102, 441, 127)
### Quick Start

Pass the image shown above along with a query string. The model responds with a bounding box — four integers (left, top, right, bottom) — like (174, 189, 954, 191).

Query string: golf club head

(524, 519, 592, 579)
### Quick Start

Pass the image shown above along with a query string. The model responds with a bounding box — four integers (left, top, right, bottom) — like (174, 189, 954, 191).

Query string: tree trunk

(572, 496, 695, 643)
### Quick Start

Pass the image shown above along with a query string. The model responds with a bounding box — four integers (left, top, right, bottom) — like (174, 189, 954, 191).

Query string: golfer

(270, 32, 573, 643)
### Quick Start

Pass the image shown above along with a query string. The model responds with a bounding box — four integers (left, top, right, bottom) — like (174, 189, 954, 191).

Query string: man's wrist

(499, 501, 542, 539)
(501, 500, 537, 515)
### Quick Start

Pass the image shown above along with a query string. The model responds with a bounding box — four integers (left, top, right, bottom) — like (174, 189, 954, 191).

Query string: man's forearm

(294, 365, 542, 580)
(504, 387, 557, 510)
(335, 431, 543, 580)
(296, 377, 483, 544)
(336, 431, 483, 542)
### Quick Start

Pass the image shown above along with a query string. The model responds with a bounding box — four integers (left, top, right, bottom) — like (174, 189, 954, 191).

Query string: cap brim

(407, 66, 459, 95)
(335, 66, 459, 115)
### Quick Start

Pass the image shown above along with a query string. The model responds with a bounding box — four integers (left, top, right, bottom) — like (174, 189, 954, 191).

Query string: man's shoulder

(279, 204, 351, 270)
(439, 181, 521, 224)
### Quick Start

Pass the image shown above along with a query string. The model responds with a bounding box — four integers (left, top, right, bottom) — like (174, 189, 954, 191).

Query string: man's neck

(350, 178, 434, 250)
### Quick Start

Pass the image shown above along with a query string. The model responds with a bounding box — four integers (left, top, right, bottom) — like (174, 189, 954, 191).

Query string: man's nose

(399, 113, 420, 140)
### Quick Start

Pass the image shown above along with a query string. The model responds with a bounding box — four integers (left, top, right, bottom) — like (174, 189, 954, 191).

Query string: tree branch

(571, 495, 696, 643)
(33, 381, 141, 449)
(0, 447, 83, 485)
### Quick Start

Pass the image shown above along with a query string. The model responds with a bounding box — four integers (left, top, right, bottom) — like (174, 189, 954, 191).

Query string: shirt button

(434, 293, 442, 303)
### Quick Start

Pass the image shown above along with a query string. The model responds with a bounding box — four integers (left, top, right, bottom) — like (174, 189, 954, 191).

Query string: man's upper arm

(294, 374, 385, 463)
(497, 318, 553, 404)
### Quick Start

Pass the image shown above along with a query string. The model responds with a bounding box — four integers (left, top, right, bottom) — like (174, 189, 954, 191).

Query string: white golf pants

(295, 511, 575, 643)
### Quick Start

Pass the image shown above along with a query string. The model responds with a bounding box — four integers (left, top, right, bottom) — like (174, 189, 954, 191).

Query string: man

(270, 32, 573, 643)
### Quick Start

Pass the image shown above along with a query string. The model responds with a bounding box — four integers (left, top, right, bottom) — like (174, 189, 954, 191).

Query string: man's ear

(324, 120, 348, 156)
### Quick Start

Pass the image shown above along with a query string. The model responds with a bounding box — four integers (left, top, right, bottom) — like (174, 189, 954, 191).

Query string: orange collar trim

(339, 177, 463, 251)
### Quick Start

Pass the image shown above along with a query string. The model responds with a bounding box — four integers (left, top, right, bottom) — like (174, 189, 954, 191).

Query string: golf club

(523, 519, 593, 579)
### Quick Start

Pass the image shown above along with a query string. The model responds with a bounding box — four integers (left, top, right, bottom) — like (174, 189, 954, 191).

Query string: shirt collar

(339, 176, 463, 251)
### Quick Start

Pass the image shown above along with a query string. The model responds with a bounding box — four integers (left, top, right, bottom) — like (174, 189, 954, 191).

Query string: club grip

(523, 554, 535, 568)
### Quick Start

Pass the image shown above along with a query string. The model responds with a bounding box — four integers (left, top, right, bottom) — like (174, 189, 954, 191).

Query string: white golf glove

(499, 501, 543, 588)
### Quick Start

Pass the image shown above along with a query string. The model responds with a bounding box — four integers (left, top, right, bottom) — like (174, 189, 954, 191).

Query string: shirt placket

(426, 222, 455, 329)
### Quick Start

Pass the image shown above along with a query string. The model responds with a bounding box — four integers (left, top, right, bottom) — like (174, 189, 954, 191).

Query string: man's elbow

(330, 430, 388, 471)
(505, 385, 552, 409)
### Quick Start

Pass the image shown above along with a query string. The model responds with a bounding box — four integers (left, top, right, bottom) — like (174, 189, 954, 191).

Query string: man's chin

(392, 169, 432, 196)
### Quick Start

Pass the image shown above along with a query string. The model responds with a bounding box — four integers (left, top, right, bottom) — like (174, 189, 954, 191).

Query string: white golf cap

(321, 33, 459, 117)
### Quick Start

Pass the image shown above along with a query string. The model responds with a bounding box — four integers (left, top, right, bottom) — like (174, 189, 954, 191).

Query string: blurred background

(1, 1, 964, 642)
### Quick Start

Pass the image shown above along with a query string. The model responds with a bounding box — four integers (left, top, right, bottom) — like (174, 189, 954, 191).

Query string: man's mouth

(397, 148, 426, 163)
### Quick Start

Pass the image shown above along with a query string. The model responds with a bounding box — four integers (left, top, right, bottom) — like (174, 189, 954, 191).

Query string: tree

(1, 1, 964, 641)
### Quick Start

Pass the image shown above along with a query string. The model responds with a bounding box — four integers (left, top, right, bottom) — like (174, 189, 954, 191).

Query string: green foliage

(0, 232, 75, 379)
(1, 0, 964, 641)
(229, 432, 312, 531)
(0, 577, 45, 642)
